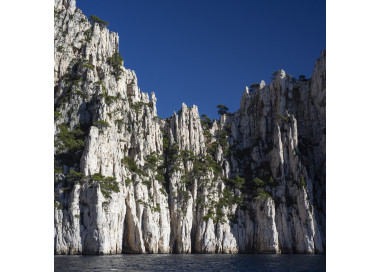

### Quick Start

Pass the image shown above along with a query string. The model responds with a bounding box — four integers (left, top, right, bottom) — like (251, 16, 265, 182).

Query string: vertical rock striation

(54, 0, 325, 254)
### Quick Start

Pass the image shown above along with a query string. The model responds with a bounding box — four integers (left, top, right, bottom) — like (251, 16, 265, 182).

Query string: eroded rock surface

(54, 0, 325, 254)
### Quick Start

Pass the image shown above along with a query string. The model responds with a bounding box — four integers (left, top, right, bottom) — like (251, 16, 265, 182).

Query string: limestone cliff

(54, 0, 325, 254)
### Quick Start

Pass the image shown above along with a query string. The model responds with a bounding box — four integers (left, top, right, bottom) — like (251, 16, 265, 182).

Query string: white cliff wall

(54, 0, 325, 254)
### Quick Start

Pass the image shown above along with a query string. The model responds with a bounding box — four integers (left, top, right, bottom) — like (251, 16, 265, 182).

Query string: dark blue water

(55, 254, 325, 272)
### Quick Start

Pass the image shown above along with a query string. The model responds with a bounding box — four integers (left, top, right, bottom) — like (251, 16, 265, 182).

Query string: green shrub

(105, 95, 118, 105)
(253, 178, 265, 187)
(107, 52, 123, 80)
(88, 15, 109, 28)
(203, 209, 215, 221)
(215, 205, 226, 224)
(102, 201, 109, 212)
(254, 188, 272, 200)
(121, 156, 147, 176)
(82, 63, 94, 70)
(94, 120, 110, 128)
(142, 180, 152, 189)
(54, 111, 62, 120)
(55, 124, 87, 166)
(89, 172, 119, 198)
(299, 75, 307, 81)
(72, 88, 88, 100)
(115, 119, 124, 131)
(233, 174, 245, 189)
(218, 130, 228, 151)
(125, 177, 132, 186)
(202, 154, 222, 179)
(300, 177, 307, 188)
(146, 153, 159, 169)
(203, 130, 212, 144)
(269, 177, 275, 185)
(155, 169, 166, 183)
(121, 156, 138, 171)
(271, 70, 281, 80)
(250, 83, 260, 89)
(207, 142, 219, 157)
(57, 46, 64, 53)
(278, 114, 289, 123)
(56, 202, 63, 210)
(178, 190, 191, 201)
(159, 187, 167, 196)
(216, 104, 229, 116)
(54, 8, 62, 17)
(203, 187, 243, 224)
(205, 155, 222, 180)
(90, 172, 104, 182)
(152, 203, 161, 213)
(179, 150, 196, 162)
(200, 114, 212, 129)
(67, 170, 84, 184)
(84, 29, 92, 42)
(163, 135, 169, 151)
(130, 101, 152, 115)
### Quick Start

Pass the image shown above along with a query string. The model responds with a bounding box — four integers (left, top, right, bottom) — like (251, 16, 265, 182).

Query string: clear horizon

(76, 0, 326, 120)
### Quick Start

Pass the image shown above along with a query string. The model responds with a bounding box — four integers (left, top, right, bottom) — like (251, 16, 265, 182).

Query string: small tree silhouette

(299, 75, 306, 81)
(250, 83, 260, 92)
(270, 70, 281, 80)
(89, 15, 109, 28)
(201, 114, 212, 128)
(216, 105, 229, 116)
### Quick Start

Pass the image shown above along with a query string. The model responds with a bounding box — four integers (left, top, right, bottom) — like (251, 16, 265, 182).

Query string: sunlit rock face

(54, 0, 325, 255)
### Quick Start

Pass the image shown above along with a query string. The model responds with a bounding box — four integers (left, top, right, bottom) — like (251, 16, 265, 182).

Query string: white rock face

(260, 80, 266, 89)
(252, 199, 279, 253)
(54, 1, 325, 255)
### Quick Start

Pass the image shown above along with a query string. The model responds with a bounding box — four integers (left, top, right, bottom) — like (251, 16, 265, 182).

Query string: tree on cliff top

(299, 75, 307, 81)
(250, 83, 260, 89)
(201, 114, 213, 128)
(89, 15, 109, 28)
(217, 105, 229, 116)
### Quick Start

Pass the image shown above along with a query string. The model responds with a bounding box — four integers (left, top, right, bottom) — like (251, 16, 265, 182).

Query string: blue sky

(76, 0, 326, 119)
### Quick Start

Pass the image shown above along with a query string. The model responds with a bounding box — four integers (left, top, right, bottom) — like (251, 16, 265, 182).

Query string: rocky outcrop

(54, 0, 325, 254)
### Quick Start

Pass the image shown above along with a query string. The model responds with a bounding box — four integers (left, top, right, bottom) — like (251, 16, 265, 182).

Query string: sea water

(55, 254, 325, 271)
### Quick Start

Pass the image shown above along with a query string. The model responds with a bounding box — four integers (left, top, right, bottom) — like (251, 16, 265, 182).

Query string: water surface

(55, 254, 325, 272)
